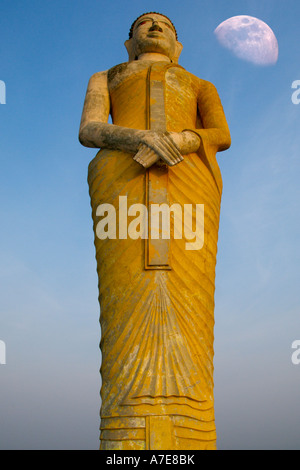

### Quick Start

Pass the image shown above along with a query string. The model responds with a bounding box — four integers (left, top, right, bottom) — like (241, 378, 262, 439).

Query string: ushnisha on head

(125, 12, 183, 63)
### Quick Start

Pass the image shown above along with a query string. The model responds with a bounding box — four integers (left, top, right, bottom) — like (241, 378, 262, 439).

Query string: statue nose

(149, 23, 163, 33)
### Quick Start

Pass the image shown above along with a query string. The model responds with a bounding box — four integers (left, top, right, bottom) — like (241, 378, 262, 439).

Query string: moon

(214, 15, 278, 66)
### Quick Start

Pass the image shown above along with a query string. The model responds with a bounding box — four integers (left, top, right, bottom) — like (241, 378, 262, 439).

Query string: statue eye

(138, 20, 148, 27)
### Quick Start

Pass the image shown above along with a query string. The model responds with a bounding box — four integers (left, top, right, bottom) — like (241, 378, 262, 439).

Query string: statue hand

(133, 144, 160, 168)
(136, 131, 184, 167)
(169, 131, 201, 155)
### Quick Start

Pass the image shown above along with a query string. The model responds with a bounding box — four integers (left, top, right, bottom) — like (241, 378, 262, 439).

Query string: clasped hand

(133, 130, 200, 169)
(133, 131, 182, 168)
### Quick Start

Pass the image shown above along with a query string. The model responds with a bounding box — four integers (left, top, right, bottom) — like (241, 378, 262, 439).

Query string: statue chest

(107, 62, 199, 131)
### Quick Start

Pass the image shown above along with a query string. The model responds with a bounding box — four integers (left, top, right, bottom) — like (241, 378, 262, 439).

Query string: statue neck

(137, 52, 171, 63)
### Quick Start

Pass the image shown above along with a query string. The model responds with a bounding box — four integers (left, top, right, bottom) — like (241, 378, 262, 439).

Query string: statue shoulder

(192, 74, 222, 101)
(186, 70, 218, 92)
(107, 62, 142, 87)
(171, 66, 218, 94)
(86, 62, 139, 92)
(107, 62, 129, 80)
(87, 70, 109, 87)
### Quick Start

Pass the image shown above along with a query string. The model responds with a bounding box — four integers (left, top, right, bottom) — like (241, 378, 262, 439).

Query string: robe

(81, 59, 231, 450)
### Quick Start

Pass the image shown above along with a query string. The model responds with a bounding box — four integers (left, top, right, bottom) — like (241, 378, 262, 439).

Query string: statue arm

(135, 78, 232, 166)
(193, 81, 231, 152)
(79, 71, 183, 166)
(79, 71, 142, 153)
(167, 82, 230, 159)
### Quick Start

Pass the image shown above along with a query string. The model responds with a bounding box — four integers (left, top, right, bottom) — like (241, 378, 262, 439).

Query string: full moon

(214, 15, 278, 66)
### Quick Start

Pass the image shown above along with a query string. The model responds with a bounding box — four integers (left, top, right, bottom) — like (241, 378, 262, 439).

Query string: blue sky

(0, 0, 299, 449)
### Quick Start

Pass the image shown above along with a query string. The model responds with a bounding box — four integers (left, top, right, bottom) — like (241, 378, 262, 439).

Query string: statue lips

(147, 32, 164, 39)
(147, 30, 165, 39)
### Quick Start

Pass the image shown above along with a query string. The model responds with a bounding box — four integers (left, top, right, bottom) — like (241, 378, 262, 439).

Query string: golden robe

(84, 60, 231, 450)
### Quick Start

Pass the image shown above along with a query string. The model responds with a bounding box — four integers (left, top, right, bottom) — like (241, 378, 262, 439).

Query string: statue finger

(134, 145, 159, 167)
(133, 144, 148, 160)
(163, 134, 184, 161)
(134, 144, 151, 162)
(159, 137, 183, 163)
(154, 138, 183, 165)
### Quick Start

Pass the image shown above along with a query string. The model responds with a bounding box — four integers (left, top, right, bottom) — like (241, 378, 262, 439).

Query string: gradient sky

(0, 0, 299, 450)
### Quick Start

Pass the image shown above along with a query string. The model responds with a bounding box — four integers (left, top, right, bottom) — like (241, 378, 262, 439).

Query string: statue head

(125, 12, 183, 63)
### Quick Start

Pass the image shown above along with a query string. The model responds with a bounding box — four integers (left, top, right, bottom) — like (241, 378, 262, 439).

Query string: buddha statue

(79, 12, 231, 450)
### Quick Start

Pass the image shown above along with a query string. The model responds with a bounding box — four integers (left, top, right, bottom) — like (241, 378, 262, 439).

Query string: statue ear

(172, 41, 183, 63)
(124, 39, 136, 62)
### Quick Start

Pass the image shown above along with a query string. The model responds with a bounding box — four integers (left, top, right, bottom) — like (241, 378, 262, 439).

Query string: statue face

(131, 13, 177, 59)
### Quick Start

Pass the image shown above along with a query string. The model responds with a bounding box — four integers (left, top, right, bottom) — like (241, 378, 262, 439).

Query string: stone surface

(79, 12, 231, 450)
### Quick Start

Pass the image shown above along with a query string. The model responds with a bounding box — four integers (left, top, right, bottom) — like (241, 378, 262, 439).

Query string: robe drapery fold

(86, 61, 230, 449)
